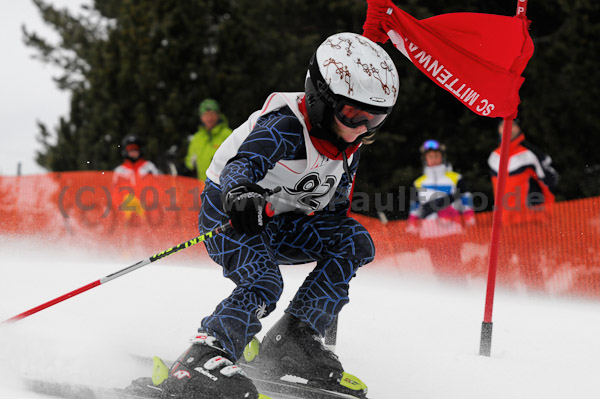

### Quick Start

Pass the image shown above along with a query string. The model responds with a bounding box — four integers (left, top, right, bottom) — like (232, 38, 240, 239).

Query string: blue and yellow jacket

(408, 164, 475, 238)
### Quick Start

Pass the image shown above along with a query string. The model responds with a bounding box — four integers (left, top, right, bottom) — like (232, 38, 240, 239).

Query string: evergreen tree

(25, 0, 600, 218)
(27, 0, 218, 171)
(355, 0, 600, 217)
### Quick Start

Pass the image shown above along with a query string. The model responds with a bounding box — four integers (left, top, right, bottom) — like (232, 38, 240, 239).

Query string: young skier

(159, 32, 399, 399)
(488, 119, 559, 225)
(112, 135, 160, 226)
(407, 140, 475, 279)
(488, 119, 559, 289)
(113, 135, 160, 183)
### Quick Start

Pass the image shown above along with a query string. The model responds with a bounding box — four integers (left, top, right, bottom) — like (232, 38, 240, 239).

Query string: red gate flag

(363, 0, 534, 118)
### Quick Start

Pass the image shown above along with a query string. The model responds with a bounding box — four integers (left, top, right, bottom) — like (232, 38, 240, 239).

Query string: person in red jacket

(112, 135, 160, 225)
(488, 119, 558, 225)
(488, 119, 559, 289)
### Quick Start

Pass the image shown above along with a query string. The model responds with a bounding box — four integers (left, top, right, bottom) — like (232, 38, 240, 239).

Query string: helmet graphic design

(305, 32, 399, 134)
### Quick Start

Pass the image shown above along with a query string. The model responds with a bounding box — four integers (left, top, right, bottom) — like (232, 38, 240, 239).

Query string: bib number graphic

(285, 172, 337, 210)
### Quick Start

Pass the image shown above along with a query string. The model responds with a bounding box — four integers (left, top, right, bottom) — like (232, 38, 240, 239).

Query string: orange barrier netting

(1, 172, 599, 298)
(354, 195, 600, 298)
(0, 172, 206, 259)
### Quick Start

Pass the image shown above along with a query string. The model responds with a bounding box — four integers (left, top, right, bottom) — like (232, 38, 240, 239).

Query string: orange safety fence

(0, 172, 206, 260)
(354, 195, 600, 298)
(1, 172, 599, 298)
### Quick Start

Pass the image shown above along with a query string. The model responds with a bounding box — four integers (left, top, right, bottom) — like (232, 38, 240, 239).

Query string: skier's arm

(405, 191, 421, 234)
(521, 141, 559, 193)
(184, 134, 199, 171)
(218, 110, 304, 235)
(456, 177, 475, 225)
(539, 155, 559, 192)
(145, 161, 161, 175)
(219, 109, 305, 195)
(409, 184, 421, 220)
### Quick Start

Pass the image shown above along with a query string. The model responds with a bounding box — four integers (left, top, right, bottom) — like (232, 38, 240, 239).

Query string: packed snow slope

(1, 238, 599, 399)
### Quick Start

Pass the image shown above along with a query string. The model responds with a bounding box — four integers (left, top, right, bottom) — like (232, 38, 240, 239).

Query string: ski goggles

(307, 54, 391, 131)
(334, 102, 389, 131)
(420, 139, 446, 153)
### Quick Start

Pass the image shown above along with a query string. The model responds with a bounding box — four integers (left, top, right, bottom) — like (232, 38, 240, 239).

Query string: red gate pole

(479, 117, 513, 356)
(479, 0, 529, 357)
(516, 0, 529, 19)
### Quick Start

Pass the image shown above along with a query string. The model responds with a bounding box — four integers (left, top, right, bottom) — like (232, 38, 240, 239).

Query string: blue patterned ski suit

(199, 101, 374, 361)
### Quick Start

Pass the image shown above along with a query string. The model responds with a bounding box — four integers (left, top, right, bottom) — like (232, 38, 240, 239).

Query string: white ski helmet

(305, 32, 399, 134)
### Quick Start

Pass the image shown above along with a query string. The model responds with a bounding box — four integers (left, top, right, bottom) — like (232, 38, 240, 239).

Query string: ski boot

(241, 314, 368, 398)
(151, 332, 269, 399)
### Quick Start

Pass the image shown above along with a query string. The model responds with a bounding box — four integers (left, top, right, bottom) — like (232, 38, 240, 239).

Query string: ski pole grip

(264, 186, 280, 218)
(265, 202, 275, 217)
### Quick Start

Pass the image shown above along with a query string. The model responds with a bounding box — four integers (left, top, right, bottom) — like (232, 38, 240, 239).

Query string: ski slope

(1, 238, 599, 399)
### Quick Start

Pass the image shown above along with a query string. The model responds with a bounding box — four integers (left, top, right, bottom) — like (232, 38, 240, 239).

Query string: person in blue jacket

(158, 32, 400, 399)
(407, 139, 476, 280)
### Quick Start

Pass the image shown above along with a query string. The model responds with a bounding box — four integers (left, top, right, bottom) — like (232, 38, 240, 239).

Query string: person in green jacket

(185, 98, 233, 180)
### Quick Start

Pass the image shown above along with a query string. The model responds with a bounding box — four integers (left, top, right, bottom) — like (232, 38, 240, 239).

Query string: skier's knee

(345, 226, 375, 264)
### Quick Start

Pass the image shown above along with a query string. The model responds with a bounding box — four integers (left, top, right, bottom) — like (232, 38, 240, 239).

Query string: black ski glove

(222, 183, 273, 235)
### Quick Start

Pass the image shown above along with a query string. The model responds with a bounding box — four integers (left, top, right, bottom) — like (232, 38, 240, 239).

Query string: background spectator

(488, 119, 559, 289)
(408, 139, 476, 280)
(488, 119, 559, 225)
(185, 98, 233, 181)
(113, 134, 160, 226)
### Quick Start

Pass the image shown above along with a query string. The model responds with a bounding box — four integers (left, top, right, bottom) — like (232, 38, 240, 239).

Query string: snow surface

(1, 239, 599, 399)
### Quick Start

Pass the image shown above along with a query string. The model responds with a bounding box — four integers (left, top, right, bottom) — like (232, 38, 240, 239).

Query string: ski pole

(1, 223, 231, 325)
